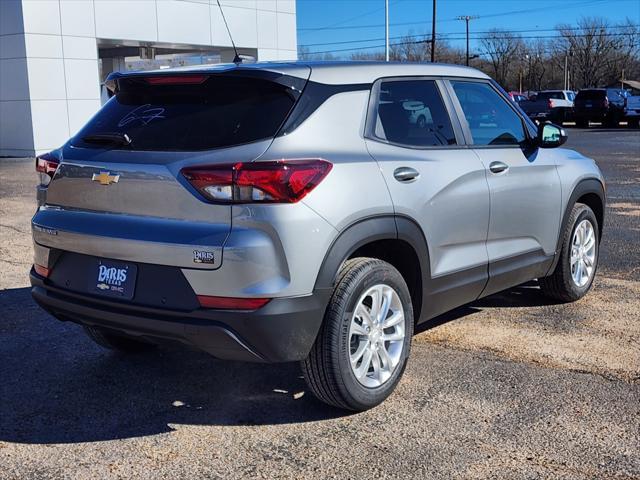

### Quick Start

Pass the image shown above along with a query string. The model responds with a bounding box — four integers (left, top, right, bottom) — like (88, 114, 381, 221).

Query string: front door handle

(394, 166, 420, 183)
(489, 161, 509, 174)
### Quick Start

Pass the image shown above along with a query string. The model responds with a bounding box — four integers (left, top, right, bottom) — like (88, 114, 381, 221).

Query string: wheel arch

(548, 178, 605, 274)
(313, 215, 431, 323)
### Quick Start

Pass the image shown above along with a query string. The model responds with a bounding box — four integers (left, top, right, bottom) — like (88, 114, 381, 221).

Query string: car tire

(627, 118, 640, 129)
(301, 257, 414, 411)
(540, 203, 599, 302)
(84, 326, 155, 353)
(604, 115, 618, 128)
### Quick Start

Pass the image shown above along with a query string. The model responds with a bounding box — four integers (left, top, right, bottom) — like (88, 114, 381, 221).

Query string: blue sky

(297, 0, 640, 57)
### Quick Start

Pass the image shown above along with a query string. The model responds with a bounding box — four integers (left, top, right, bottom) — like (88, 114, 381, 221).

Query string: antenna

(216, 0, 242, 64)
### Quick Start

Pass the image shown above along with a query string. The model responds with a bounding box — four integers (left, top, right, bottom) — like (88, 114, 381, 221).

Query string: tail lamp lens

(35, 151, 60, 186)
(34, 263, 51, 278)
(197, 295, 271, 310)
(181, 159, 332, 204)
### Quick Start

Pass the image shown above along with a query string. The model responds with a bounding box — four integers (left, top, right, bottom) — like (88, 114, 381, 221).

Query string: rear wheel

(84, 326, 155, 353)
(540, 203, 599, 302)
(627, 118, 640, 129)
(301, 258, 414, 411)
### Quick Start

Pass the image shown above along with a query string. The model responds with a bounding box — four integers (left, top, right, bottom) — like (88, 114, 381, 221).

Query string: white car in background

(623, 86, 640, 128)
(402, 100, 433, 128)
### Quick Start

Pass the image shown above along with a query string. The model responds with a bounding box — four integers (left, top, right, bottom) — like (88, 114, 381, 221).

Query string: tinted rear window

(576, 90, 605, 101)
(536, 91, 564, 101)
(73, 75, 299, 151)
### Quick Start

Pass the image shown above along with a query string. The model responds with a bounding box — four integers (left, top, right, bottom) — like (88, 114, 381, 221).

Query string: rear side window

(73, 75, 298, 151)
(451, 81, 526, 146)
(373, 79, 457, 147)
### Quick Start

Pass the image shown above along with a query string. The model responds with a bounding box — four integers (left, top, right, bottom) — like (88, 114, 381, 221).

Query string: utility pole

(456, 15, 479, 66)
(431, 0, 436, 62)
(385, 0, 389, 62)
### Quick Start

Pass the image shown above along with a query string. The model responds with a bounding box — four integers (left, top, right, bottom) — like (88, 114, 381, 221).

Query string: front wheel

(301, 258, 414, 411)
(540, 203, 599, 302)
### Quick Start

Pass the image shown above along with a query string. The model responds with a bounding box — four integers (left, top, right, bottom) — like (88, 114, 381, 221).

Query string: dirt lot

(1, 129, 639, 479)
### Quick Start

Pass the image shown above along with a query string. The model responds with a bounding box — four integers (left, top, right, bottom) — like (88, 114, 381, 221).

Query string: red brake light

(548, 99, 555, 108)
(144, 75, 207, 85)
(181, 159, 332, 204)
(35, 151, 60, 186)
(34, 263, 51, 278)
(197, 295, 271, 310)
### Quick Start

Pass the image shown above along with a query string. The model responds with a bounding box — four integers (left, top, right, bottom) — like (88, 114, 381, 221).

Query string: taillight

(144, 75, 207, 85)
(197, 295, 271, 310)
(33, 263, 51, 278)
(604, 97, 609, 108)
(181, 159, 332, 204)
(548, 99, 555, 109)
(35, 151, 60, 186)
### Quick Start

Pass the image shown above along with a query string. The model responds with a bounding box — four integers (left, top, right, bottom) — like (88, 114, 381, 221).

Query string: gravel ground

(0, 128, 639, 479)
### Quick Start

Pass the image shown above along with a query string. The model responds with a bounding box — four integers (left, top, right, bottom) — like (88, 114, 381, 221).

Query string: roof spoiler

(104, 66, 309, 94)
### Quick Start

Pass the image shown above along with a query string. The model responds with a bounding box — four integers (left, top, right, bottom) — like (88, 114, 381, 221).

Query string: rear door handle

(489, 161, 509, 174)
(394, 167, 420, 183)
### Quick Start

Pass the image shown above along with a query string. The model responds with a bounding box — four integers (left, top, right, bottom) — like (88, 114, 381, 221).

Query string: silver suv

(30, 62, 605, 411)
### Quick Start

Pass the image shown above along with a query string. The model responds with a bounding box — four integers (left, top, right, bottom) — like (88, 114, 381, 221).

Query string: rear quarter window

(73, 75, 298, 151)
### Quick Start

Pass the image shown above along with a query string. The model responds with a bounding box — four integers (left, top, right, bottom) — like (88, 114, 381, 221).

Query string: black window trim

(443, 77, 538, 149)
(364, 76, 468, 151)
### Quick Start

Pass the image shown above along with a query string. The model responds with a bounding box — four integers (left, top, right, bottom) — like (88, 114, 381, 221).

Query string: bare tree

(480, 29, 524, 88)
(557, 17, 622, 88)
(522, 39, 548, 91)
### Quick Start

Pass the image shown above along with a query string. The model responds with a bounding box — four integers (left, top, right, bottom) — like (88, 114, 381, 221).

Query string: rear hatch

(34, 65, 310, 272)
(575, 89, 606, 111)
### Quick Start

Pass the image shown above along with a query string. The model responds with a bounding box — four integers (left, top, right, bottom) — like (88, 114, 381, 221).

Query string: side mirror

(537, 122, 567, 148)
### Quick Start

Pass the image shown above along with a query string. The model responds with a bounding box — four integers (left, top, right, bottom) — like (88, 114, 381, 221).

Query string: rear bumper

(30, 270, 329, 363)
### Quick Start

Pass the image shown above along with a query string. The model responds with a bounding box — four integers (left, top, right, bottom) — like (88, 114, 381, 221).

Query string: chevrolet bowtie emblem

(92, 171, 120, 185)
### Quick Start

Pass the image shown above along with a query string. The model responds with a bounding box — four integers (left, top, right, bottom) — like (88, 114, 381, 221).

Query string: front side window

(373, 79, 456, 147)
(451, 81, 526, 146)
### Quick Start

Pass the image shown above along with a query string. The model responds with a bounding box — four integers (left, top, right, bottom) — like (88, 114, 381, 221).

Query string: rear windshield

(576, 90, 605, 100)
(536, 91, 564, 101)
(73, 74, 299, 151)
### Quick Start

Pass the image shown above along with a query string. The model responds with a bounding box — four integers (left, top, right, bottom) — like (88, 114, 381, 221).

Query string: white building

(0, 0, 298, 157)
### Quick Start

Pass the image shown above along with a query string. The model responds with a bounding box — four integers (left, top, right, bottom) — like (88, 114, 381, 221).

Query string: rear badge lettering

(33, 224, 58, 236)
(193, 250, 215, 264)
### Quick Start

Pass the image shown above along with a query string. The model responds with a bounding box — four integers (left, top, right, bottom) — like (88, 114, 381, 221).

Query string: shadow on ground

(0, 282, 560, 445)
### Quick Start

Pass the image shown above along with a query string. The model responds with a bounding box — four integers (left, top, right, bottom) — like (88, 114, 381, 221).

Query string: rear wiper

(82, 132, 132, 146)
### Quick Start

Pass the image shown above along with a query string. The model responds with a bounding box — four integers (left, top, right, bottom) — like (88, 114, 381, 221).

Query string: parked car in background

(573, 88, 626, 127)
(518, 90, 575, 123)
(623, 87, 640, 128)
(30, 62, 605, 411)
(402, 100, 433, 128)
(508, 91, 528, 103)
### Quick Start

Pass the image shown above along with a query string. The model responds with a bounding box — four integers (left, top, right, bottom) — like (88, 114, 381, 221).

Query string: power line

(298, 0, 606, 32)
(299, 24, 639, 48)
(303, 31, 638, 56)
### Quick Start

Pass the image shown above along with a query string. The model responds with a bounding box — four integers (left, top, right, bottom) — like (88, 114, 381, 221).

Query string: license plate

(90, 259, 137, 299)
